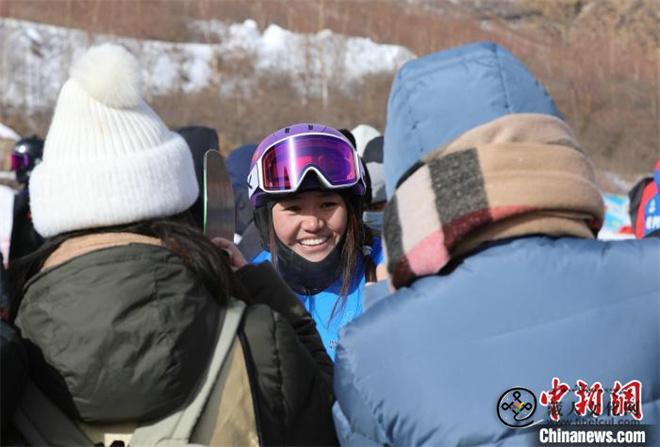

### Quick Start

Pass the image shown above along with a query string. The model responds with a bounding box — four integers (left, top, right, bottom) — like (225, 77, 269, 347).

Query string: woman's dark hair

(9, 211, 242, 321)
(266, 191, 376, 320)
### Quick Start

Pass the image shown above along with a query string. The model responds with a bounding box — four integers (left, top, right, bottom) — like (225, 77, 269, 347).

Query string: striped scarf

(383, 114, 605, 289)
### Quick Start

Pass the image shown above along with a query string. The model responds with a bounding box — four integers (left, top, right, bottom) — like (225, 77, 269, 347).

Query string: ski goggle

(10, 153, 31, 172)
(248, 133, 363, 197)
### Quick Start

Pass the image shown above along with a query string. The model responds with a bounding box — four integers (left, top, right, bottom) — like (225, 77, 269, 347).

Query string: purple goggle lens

(261, 135, 358, 191)
(10, 153, 30, 171)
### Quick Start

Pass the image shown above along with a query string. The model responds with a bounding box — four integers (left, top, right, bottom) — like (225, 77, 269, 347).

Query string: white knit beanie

(30, 43, 199, 238)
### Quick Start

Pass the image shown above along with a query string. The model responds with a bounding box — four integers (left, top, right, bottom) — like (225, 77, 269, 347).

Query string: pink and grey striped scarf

(382, 114, 605, 289)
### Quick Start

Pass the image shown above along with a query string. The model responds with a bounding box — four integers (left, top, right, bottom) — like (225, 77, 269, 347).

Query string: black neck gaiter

(275, 236, 345, 295)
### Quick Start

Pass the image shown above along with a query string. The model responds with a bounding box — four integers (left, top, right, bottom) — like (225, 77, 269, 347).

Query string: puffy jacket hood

(383, 41, 561, 197)
(15, 241, 221, 423)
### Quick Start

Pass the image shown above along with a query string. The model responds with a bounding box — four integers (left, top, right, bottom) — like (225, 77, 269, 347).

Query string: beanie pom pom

(70, 43, 142, 108)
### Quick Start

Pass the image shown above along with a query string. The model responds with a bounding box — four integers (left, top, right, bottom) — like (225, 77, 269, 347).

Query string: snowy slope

(0, 18, 415, 113)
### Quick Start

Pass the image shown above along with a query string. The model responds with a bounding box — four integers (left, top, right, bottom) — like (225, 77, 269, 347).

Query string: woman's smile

(272, 190, 348, 262)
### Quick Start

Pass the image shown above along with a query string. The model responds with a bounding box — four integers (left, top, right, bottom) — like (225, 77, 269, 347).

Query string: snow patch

(1, 18, 415, 114)
(0, 122, 20, 141)
(149, 53, 179, 94)
(180, 44, 215, 93)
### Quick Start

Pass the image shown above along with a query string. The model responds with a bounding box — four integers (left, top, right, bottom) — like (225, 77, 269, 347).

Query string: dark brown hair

(9, 211, 242, 321)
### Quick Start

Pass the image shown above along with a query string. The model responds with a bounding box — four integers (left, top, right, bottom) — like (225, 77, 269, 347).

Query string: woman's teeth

(299, 237, 329, 246)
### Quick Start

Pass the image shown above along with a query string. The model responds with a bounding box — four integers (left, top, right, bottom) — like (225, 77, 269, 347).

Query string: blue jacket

(252, 237, 383, 360)
(333, 236, 660, 445)
(335, 41, 659, 446)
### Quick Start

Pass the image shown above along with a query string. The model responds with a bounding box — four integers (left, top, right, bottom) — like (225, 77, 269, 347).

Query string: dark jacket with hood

(15, 233, 337, 446)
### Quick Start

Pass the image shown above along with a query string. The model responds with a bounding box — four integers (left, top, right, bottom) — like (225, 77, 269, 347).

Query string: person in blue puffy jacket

(333, 41, 660, 446)
(248, 123, 385, 360)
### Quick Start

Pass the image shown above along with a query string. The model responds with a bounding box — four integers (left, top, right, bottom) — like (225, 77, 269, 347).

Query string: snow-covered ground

(0, 18, 415, 114)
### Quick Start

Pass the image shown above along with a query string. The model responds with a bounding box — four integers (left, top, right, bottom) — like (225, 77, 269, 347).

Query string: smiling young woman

(248, 123, 385, 360)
